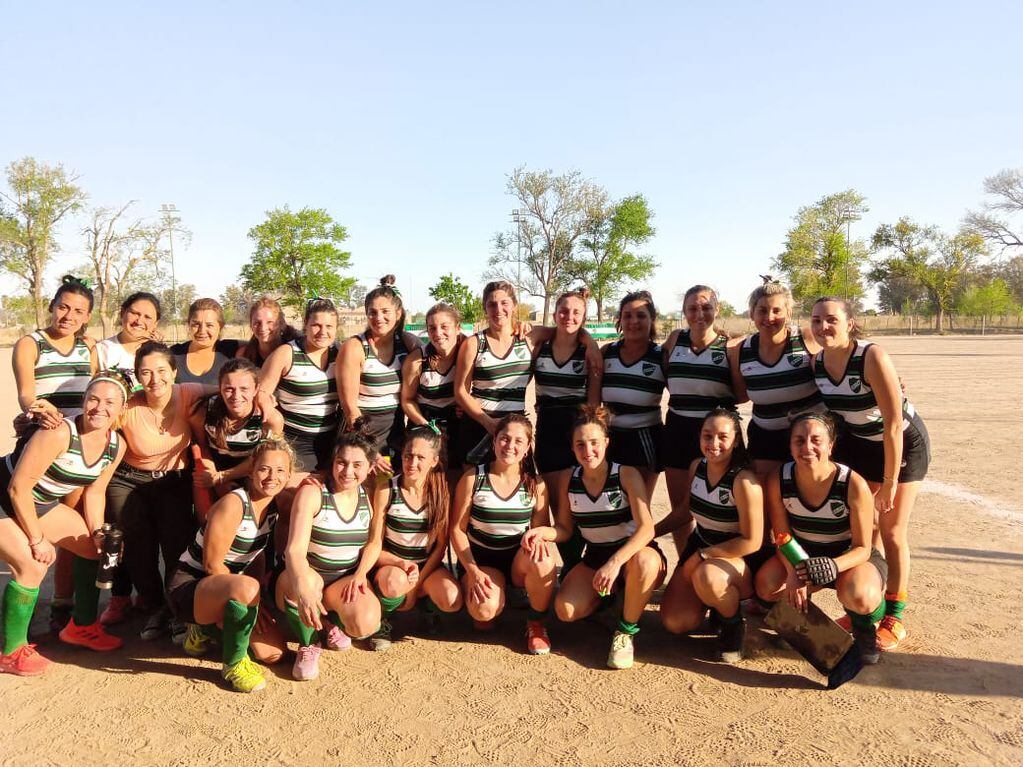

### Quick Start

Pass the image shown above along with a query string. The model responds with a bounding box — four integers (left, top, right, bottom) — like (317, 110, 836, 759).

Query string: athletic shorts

(796, 542, 888, 588)
(419, 404, 465, 469)
(660, 412, 705, 470)
(166, 569, 200, 623)
(678, 533, 773, 576)
(836, 413, 931, 484)
(286, 430, 336, 473)
(0, 460, 60, 519)
(340, 409, 405, 460)
(579, 540, 667, 574)
(458, 541, 520, 582)
(608, 424, 663, 473)
(534, 407, 579, 474)
(745, 421, 792, 463)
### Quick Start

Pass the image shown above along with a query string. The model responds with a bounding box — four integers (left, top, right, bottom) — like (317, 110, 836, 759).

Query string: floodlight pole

(161, 204, 180, 341)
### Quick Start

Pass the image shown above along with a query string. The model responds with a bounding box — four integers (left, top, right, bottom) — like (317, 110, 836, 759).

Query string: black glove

(796, 556, 839, 586)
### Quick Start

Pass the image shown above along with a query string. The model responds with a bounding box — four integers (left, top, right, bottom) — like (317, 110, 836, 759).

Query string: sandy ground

(0, 336, 1021, 767)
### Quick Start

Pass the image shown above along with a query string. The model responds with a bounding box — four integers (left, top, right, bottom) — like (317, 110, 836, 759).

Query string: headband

(88, 370, 131, 403)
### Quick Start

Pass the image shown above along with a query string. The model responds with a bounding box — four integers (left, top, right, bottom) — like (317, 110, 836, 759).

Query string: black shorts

(799, 544, 889, 587)
(0, 460, 60, 519)
(660, 412, 705, 470)
(678, 533, 773, 575)
(340, 409, 405, 460)
(419, 405, 465, 469)
(837, 413, 931, 484)
(459, 541, 520, 582)
(459, 411, 527, 467)
(534, 407, 579, 474)
(286, 430, 336, 472)
(579, 540, 667, 574)
(166, 569, 200, 623)
(608, 424, 663, 473)
(746, 421, 792, 463)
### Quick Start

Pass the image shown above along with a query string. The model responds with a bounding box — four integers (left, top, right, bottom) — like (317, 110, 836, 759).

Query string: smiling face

(753, 293, 790, 335)
(251, 307, 281, 345)
(305, 311, 337, 349)
(366, 296, 399, 339)
(81, 381, 125, 431)
(188, 309, 222, 349)
(50, 292, 92, 338)
(220, 370, 257, 419)
(250, 449, 291, 498)
(555, 294, 586, 335)
(619, 299, 653, 342)
(484, 289, 516, 330)
(402, 436, 440, 482)
(684, 290, 717, 334)
(789, 418, 834, 467)
(493, 420, 531, 467)
(332, 445, 372, 490)
(137, 352, 175, 401)
(810, 300, 854, 349)
(121, 299, 159, 342)
(700, 415, 738, 464)
(572, 422, 609, 469)
(426, 309, 459, 355)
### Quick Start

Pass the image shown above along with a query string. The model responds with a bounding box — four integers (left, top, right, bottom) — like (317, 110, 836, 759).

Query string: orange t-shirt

(119, 383, 203, 471)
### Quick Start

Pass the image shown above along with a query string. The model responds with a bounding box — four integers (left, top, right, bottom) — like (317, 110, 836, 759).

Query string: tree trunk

(596, 297, 603, 322)
(935, 305, 944, 334)
(32, 271, 44, 329)
(541, 292, 552, 326)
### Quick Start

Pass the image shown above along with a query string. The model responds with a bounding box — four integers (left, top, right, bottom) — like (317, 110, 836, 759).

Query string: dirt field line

(921, 479, 1023, 524)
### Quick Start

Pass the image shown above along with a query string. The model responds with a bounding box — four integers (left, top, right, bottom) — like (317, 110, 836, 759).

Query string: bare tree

(964, 168, 1023, 251)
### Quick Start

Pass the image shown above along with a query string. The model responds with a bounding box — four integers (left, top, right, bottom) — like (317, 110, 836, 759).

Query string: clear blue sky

(2, 2, 1020, 315)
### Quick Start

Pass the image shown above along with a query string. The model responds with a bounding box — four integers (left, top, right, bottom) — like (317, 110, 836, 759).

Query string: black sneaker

(853, 623, 880, 665)
(717, 616, 746, 664)
(140, 608, 170, 641)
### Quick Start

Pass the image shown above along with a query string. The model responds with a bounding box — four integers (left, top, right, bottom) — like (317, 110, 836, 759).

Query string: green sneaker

(607, 631, 634, 670)
(222, 656, 267, 693)
(183, 623, 213, 657)
(370, 620, 393, 652)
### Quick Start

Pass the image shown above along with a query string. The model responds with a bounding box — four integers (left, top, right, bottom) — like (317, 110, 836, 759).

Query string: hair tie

(306, 295, 324, 306)
(389, 285, 402, 298)
(64, 275, 92, 289)
(88, 370, 131, 403)
(426, 419, 441, 436)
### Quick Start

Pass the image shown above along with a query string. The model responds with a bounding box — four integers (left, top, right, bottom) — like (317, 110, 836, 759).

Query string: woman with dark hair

(170, 298, 241, 385)
(96, 291, 162, 391)
(238, 297, 300, 368)
(657, 408, 765, 663)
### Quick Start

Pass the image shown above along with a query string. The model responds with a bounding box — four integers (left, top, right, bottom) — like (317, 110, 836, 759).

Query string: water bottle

(774, 532, 809, 566)
(95, 523, 124, 589)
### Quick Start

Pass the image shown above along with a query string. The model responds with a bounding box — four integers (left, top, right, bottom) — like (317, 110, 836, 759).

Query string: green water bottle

(775, 533, 809, 566)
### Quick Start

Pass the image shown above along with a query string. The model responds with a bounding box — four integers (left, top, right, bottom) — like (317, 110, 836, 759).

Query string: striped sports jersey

(471, 333, 531, 413)
(780, 461, 853, 557)
(467, 465, 534, 551)
(534, 339, 588, 410)
(356, 333, 407, 415)
(416, 344, 457, 414)
(305, 483, 373, 576)
(276, 340, 339, 436)
(30, 331, 92, 416)
(813, 341, 916, 442)
(5, 417, 120, 505)
(176, 487, 277, 578)
(601, 341, 665, 429)
(666, 331, 736, 418)
(567, 462, 636, 549)
(96, 337, 141, 391)
(738, 331, 823, 431)
(204, 396, 264, 466)
(382, 476, 433, 564)
(689, 459, 743, 546)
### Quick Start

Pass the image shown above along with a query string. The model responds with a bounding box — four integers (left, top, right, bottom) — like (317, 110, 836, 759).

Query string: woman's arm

(7, 424, 71, 559)
(449, 469, 477, 568)
(583, 334, 604, 406)
(257, 343, 292, 398)
(864, 344, 905, 513)
(340, 487, 386, 603)
(700, 469, 764, 560)
(662, 329, 680, 371)
(202, 493, 246, 576)
(832, 472, 873, 573)
(400, 348, 429, 426)
(337, 337, 366, 426)
(80, 440, 127, 537)
(454, 334, 496, 432)
(12, 335, 39, 413)
(726, 336, 749, 405)
(262, 405, 285, 437)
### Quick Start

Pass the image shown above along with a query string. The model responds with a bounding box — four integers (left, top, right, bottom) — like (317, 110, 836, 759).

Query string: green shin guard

(284, 602, 317, 647)
(616, 618, 640, 636)
(2, 581, 40, 654)
(846, 603, 883, 633)
(379, 594, 406, 616)
(870, 599, 887, 623)
(71, 556, 101, 626)
(222, 600, 258, 667)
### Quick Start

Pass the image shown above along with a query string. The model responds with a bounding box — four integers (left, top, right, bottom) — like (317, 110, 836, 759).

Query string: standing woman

(529, 406, 665, 670)
(661, 286, 740, 547)
(259, 298, 340, 474)
(97, 292, 163, 390)
(238, 297, 300, 368)
(337, 276, 421, 473)
(450, 414, 556, 655)
(167, 437, 294, 692)
(454, 281, 534, 464)
(754, 413, 888, 665)
(371, 425, 463, 646)
(810, 297, 930, 651)
(276, 431, 384, 681)
(601, 290, 666, 499)
(170, 298, 241, 386)
(657, 409, 765, 663)
(0, 373, 129, 676)
(730, 279, 823, 476)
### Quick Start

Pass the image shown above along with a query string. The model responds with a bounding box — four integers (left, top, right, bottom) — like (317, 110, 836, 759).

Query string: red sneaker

(525, 620, 551, 655)
(876, 615, 907, 651)
(59, 619, 124, 652)
(100, 595, 133, 626)
(0, 644, 52, 676)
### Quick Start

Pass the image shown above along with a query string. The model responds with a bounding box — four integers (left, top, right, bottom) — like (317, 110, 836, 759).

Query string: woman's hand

(255, 607, 276, 636)
(402, 561, 420, 587)
(464, 565, 494, 604)
(30, 401, 63, 430)
(297, 586, 326, 630)
(513, 320, 533, 339)
(30, 538, 57, 566)
(520, 529, 551, 562)
(193, 459, 219, 489)
(371, 455, 394, 479)
(592, 560, 622, 596)
(875, 479, 897, 514)
(339, 572, 369, 604)
(785, 569, 808, 613)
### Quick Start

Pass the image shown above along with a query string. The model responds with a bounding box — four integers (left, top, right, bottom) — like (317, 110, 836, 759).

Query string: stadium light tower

(511, 208, 527, 290)
(161, 204, 180, 341)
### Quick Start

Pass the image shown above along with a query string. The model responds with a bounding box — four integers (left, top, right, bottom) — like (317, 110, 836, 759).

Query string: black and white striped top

(666, 330, 736, 419)
(738, 331, 822, 431)
(780, 461, 853, 558)
(566, 462, 636, 549)
(534, 339, 588, 410)
(176, 487, 277, 579)
(471, 334, 532, 414)
(601, 341, 665, 429)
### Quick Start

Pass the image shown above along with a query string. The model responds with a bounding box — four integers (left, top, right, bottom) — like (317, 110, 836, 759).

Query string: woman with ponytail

(238, 297, 300, 368)
(370, 424, 463, 647)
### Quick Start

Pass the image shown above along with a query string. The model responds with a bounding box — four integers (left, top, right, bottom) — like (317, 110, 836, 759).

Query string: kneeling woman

(450, 414, 556, 655)
(754, 412, 887, 664)
(657, 409, 765, 663)
(371, 425, 463, 647)
(0, 372, 129, 676)
(527, 406, 665, 670)
(276, 431, 384, 681)
(166, 437, 294, 692)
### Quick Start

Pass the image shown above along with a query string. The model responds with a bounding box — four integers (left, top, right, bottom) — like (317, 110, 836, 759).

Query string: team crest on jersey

(607, 489, 623, 508)
(849, 377, 862, 393)
(515, 346, 527, 360)
(718, 489, 731, 504)
(830, 500, 847, 517)
(642, 363, 656, 377)
(245, 428, 261, 442)
(788, 353, 804, 368)
(359, 509, 371, 525)
(572, 360, 585, 374)
(712, 351, 726, 365)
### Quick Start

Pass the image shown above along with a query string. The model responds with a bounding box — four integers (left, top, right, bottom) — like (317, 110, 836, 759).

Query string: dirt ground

(0, 336, 1021, 767)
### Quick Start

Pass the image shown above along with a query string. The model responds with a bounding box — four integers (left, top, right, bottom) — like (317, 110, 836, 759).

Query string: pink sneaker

(0, 644, 52, 676)
(292, 643, 322, 681)
(100, 596, 133, 626)
(322, 624, 351, 651)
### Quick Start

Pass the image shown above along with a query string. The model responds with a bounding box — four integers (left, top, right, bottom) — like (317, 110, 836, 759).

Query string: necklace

(146, 399, 174, 435)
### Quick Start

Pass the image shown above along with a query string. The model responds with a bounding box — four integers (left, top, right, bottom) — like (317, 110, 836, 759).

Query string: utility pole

(511, 208, 526, 294)
(161, 204, 180, 341)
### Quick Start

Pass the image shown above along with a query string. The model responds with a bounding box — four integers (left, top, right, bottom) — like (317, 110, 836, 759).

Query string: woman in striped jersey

(656, 409, 765, 663)
(661, 286, 740, 549)
(402, 302, 466, 472)
(371, 425, 462, 646)
(755, 413, 888, 665)
(276, 430, 384, 680)
(730, 279, 824, 476)
(167, 437, 294, 692)
(526, 406, 664, 670)
(601, 290, 666, 498)
(338, 276, 421, 476)
(810, 297, 930, 652)
(0, 372, 129, 676)
(450, 414, 556, 655)
(455, 281, 534, 465)
(259, 298, 340, 474)
(96, 291, 163, 392)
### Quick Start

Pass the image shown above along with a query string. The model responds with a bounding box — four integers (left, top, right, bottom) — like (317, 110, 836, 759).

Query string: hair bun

(577, 286, 591, 302)
(380, 275, 396, 286)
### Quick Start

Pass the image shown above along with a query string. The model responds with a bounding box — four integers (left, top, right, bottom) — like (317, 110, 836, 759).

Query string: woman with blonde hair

(239, 297, 300, 368)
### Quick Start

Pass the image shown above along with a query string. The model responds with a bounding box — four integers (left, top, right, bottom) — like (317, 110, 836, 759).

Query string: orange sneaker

(59, 619, 124, 652)
(876, 616, 907, 651)
(525, 620, 551, 655)
(0, 644, 52, 676)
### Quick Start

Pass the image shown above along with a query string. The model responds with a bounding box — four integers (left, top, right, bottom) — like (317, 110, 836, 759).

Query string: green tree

(239, 206, 355, 311)
(773, 189, 870, 312)
(0, 293, 37, 331)
(220, 284, 256, 324)
(957, 279, 1017, 331)
(718, 300, 736, 318)
(429, 273, 481, 323)
(871, 218, 987, 333)
(0, 158, 87, 326)
(964, 168, 1022, 251)
(489, 167, 604, 324)
(568, 194, 657, 320)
